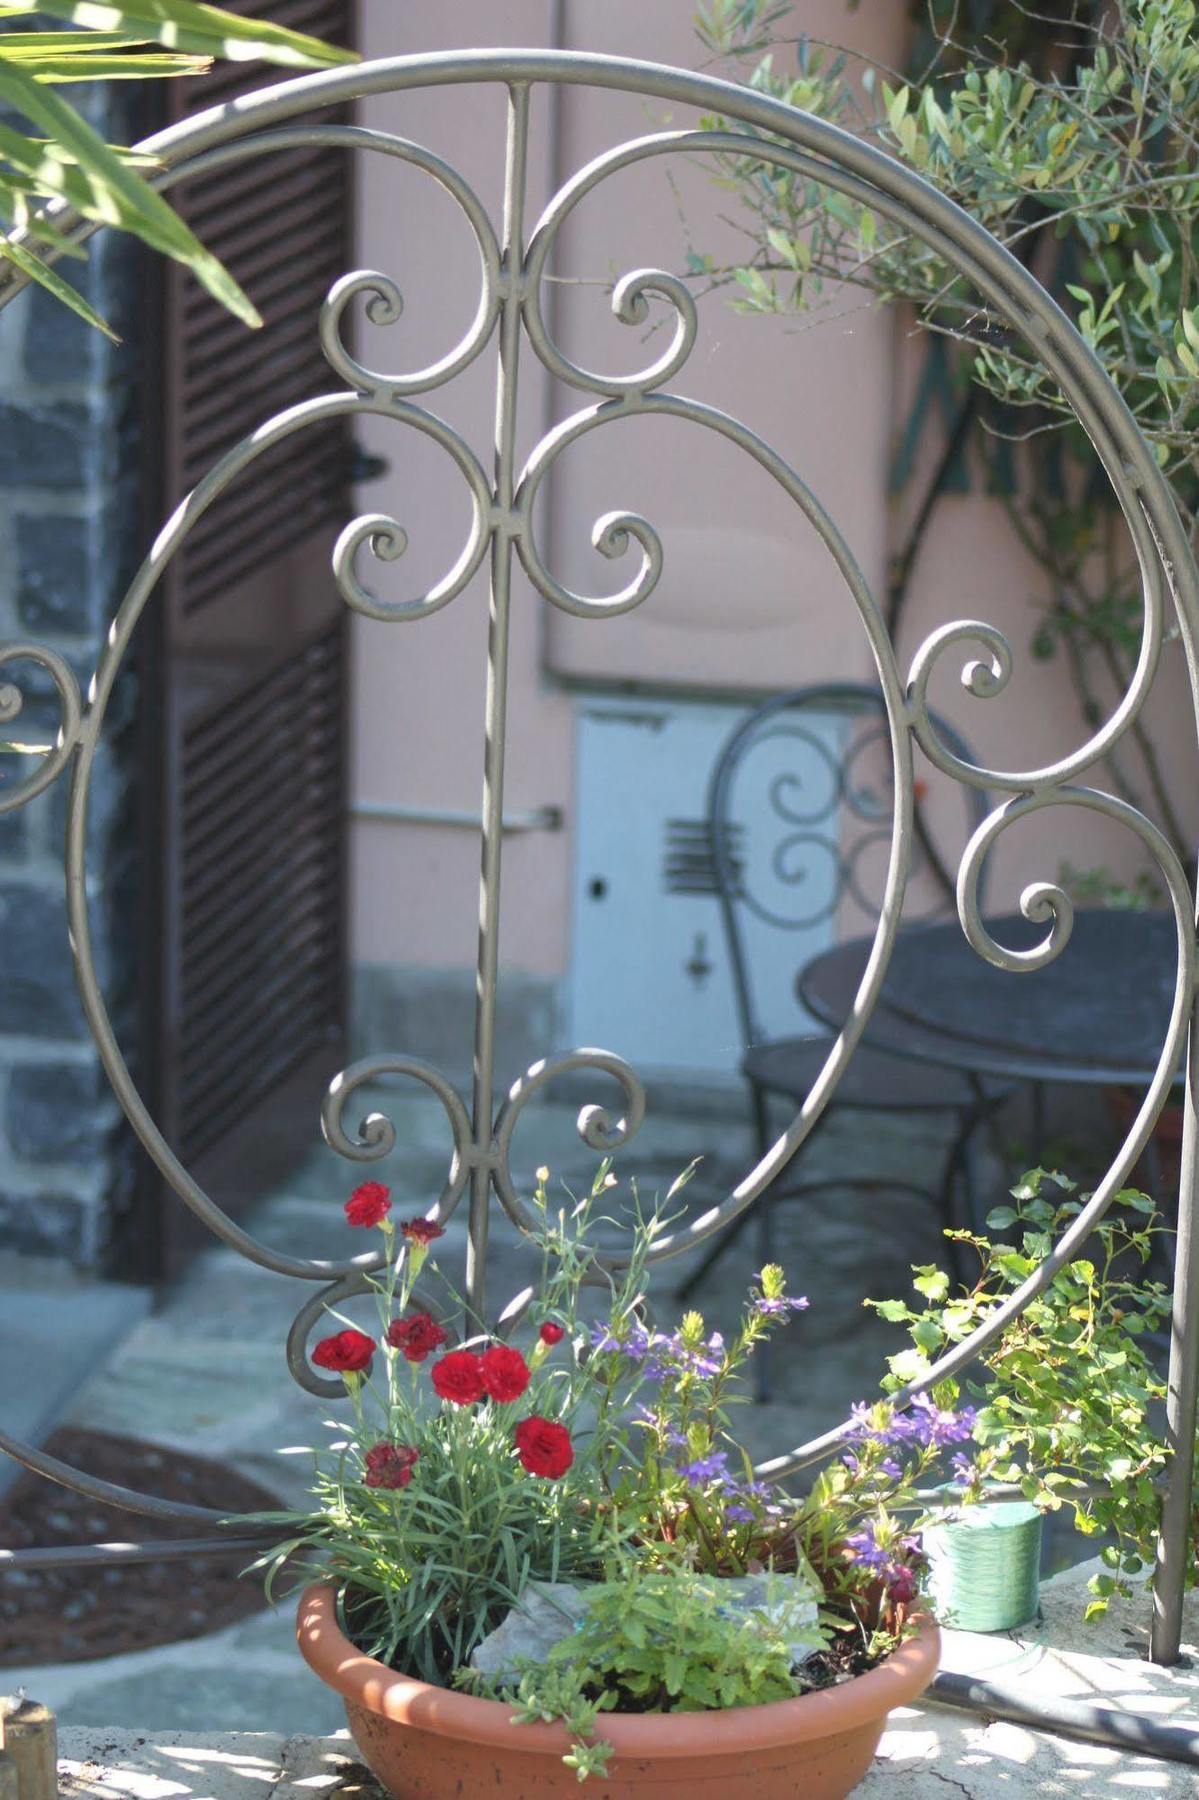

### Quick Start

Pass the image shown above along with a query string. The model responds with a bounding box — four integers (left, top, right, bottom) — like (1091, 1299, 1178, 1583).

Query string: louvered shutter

(149, 3, 356, 1257)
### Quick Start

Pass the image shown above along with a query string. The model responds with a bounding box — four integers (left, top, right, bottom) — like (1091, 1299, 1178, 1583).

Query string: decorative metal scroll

(0, 51, 1197, 1672)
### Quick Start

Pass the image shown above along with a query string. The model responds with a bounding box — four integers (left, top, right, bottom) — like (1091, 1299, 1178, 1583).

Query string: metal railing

(0, 48, 1195, 1710)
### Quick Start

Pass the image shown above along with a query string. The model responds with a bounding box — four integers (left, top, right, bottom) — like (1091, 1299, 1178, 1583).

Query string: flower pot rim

(297, 1580, 941, 1759)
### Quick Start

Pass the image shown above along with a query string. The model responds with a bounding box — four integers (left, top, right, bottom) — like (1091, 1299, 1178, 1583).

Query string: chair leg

(939, 1109, 988, 1286)
(675, 1081, 775, 1304)
(971, 1076, 1013, 1174)
(1030, 1080, 1047, 1166)
(752, 1190, 776, 1404)
(748, 1084, 783, 1403)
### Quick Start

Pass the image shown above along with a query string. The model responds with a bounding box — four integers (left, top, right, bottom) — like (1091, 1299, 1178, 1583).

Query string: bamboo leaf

(18, 54, 212, 80)
(0, 58, 260, 325)
(0, 119, 147, 216)
(0, 231, 115, 334)
(27, 1, 359, 68)
(0, 182, 89, 256)
(0, 32, 155, 52)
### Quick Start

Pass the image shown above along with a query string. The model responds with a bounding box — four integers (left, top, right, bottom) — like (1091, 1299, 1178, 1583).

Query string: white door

(568, 696, 845, 1076)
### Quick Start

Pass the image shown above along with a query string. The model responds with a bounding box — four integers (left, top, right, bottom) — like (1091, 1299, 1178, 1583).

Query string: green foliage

(550, 1567, 808, 1711)
(462, 1565, 827, 1781)
(869, 1170, 1179, 1617)
(696, 0, 1199, 863)
(0, 4, 355, 332)
(1057, 861, 1164, 909)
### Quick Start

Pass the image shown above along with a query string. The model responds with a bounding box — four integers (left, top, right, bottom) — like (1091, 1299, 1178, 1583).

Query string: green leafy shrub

(870, 1170, 1179, 1615)
(694, 0, 1199, 867)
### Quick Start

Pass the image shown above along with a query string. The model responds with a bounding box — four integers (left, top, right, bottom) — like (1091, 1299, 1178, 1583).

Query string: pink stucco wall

(348, 2, 1193, 983)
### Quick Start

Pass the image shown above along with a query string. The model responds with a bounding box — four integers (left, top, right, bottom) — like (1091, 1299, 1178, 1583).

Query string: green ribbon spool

(923, 1500, 1042, 1633)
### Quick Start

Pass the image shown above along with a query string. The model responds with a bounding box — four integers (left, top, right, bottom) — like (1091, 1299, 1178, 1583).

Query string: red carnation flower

(400, 1217, 445, 1246)
(480, 1344, 531, 1404)
(386, 1312, 449, 1363)
(539, 1322, 565, 1346)
(312, 1328, 375, 1374)
(430, 1349, 485, 1406)
(344, 1181, 391, 1228)
(514, 1416, 574, 1480)
(363, 1441, 419, 1490)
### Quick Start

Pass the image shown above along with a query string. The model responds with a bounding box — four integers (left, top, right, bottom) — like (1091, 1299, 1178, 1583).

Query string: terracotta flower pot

(297, 1582, 940, 1799)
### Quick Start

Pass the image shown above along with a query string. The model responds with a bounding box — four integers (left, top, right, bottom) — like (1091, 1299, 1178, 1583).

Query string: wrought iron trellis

(0, 50, 1197, 1692)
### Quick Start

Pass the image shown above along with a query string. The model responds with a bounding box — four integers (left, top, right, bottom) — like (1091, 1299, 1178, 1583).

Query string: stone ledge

(57, 1706, 1198, 1800)
(58, 1730, 375, 1800)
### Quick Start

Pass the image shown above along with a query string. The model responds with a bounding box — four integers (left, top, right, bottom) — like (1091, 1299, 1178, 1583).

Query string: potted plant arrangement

(255, 1164, 971, 1798)
(870, 1170, 1180, 1627)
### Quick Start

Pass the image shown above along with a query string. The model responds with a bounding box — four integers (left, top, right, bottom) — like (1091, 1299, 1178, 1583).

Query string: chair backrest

(706, 681, 990, 1050)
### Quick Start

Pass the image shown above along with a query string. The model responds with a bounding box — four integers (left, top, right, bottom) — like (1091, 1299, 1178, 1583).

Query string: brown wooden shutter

(145, 3, 357, 1266)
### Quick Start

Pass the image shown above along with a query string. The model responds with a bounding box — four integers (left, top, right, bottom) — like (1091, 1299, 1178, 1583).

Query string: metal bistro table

(798, 909, 1183, 1208)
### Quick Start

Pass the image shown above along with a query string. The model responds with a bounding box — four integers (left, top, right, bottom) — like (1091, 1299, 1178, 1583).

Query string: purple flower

(590, 1320, 674, 1368)
(679, 1449, 731, 1487)
(624, 1324, 666, 1362)
(848, 1402, 887, 1441)
(845, 1523, 890, 1571)
(908, 1393, 977, 1448)
(849, 1395, 976, 1453)
(951, 1452, 976, 1483)
(725, 1503, 755, 1523)
(681, 1332, 725, 1378)
(754, 1294, 809, 1317)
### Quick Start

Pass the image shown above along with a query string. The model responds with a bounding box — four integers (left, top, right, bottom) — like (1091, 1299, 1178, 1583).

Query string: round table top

(798, 909, 1186, 1088)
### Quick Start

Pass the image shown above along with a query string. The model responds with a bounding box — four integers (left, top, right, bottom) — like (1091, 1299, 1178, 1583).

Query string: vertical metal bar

(1150, 975, 1199, 1663)
(467, 82, 530, 1329)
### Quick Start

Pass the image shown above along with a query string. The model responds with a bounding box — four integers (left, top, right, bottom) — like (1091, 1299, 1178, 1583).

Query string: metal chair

(677, 682, 1013, 1357)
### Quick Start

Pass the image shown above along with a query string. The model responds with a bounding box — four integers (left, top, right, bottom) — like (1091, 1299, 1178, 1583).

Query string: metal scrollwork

(321, 1053, 472, 1216)
(0, 644, 82, 815)
(491, 1049, 647, 1241)
(0, 50, 1196, 1670)
(513, 408, 665, 618)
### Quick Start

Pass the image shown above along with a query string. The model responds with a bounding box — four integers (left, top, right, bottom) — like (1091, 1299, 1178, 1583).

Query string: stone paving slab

(0, 1252, 148, 1497)
(19, 1606, 345, 1739)
(56, 1705, 1199, 1799)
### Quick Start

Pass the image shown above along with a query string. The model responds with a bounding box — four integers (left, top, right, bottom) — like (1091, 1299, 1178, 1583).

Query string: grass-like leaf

(0, 55, 261, 324)
(0, 31, 160, 51)
(0, 231, 115, 334)
(20, 53, 212, 79)
(26, 1, 360, 68)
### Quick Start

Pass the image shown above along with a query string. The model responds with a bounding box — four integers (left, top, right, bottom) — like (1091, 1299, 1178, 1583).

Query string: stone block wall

(0, 87, 146, 1268)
